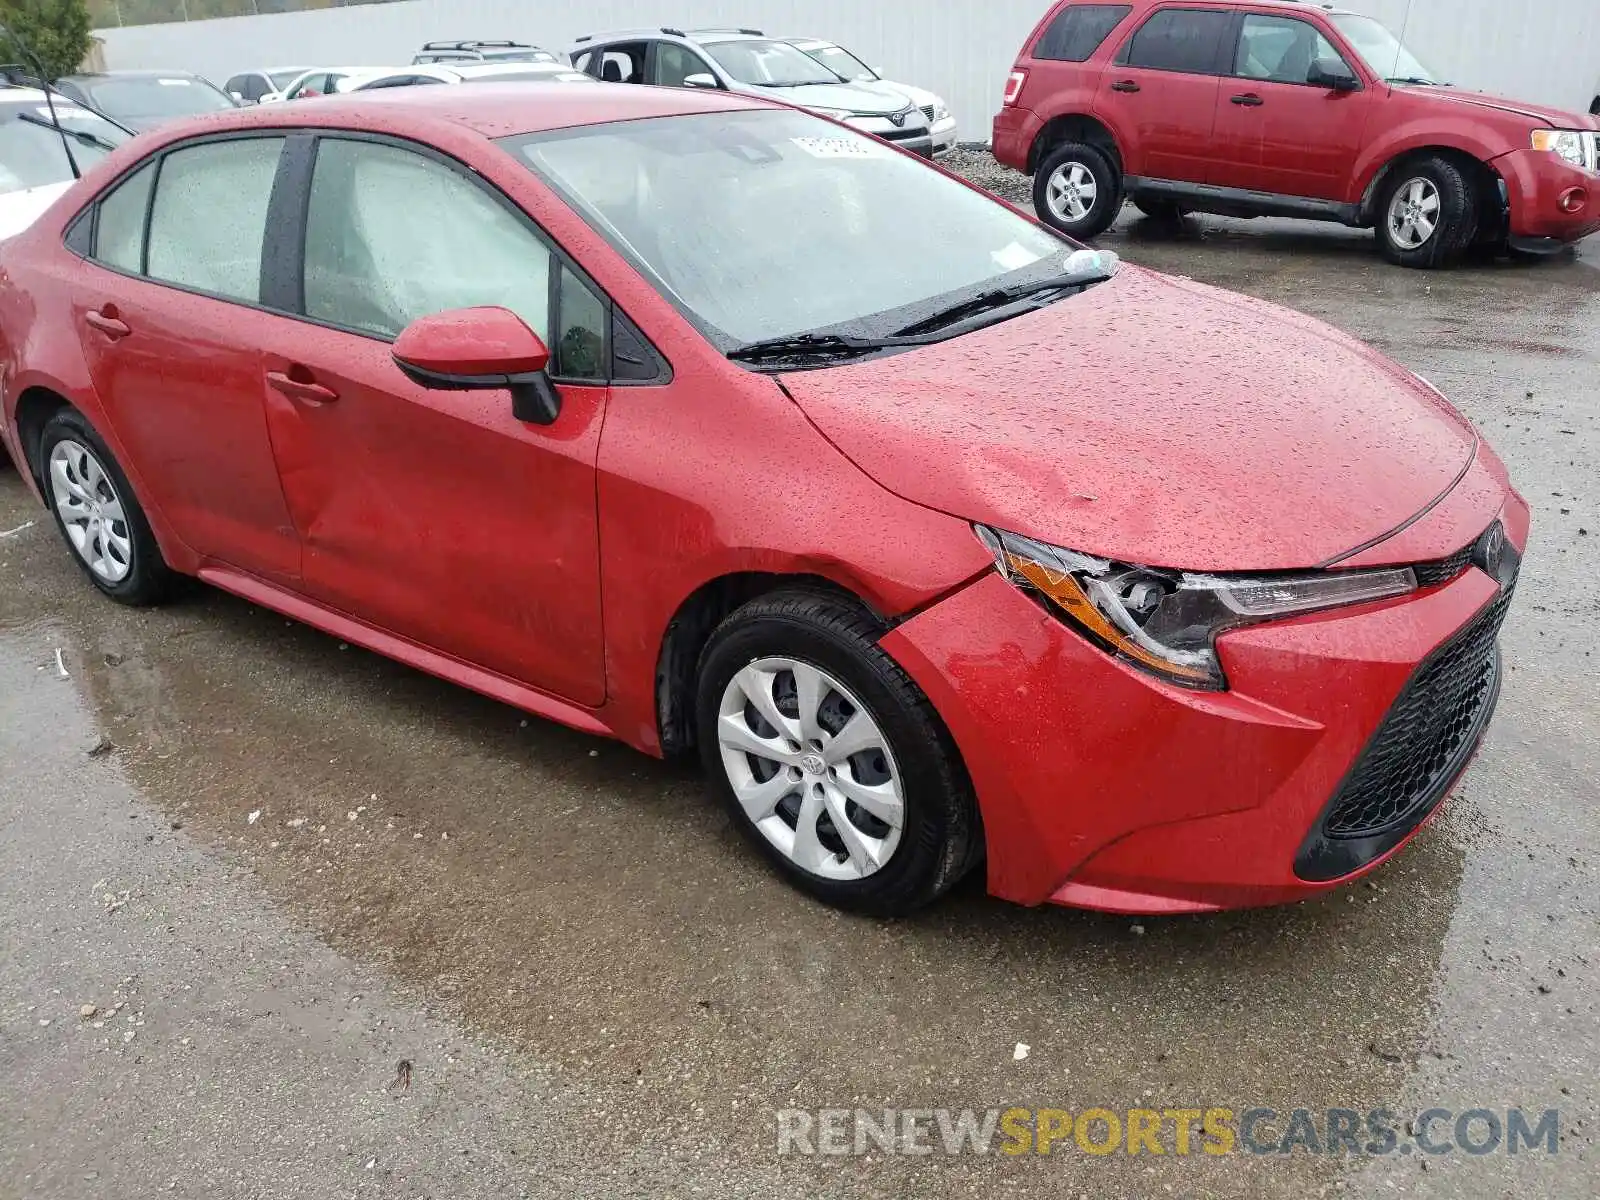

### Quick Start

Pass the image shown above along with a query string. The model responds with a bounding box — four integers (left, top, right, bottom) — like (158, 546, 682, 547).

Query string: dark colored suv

(994, 0, 1600, 266)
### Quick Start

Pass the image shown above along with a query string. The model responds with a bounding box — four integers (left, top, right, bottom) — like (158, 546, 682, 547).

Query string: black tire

(1033, 141, 1121, 240)
(1132, 197, 1187, 223)
(35, 407, 177, 606)
(1375, 155, 1478, 268)
(695, 589, 981, 916)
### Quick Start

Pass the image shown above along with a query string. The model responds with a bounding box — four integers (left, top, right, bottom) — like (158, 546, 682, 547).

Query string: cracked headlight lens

(976, 526, 1418, 690)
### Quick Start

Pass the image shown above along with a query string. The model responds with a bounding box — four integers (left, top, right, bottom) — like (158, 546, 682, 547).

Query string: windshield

(509, 109, 1073, 348)
(483, 49, 559, 63)
(268, 69, 308, 89)
(1330, 15, 1440, 84)
(794, 43, 877, 83)
(704, 40, 844, 86)
(83, 76, 236, 119)
(0, 101, 131, 194)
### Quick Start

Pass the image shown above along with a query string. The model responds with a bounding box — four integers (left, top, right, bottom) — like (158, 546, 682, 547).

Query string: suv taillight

(1003, 70, 1028, 107)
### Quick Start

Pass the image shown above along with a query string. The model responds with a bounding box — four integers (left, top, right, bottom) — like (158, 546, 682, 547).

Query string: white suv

(783, 37, 957, 154)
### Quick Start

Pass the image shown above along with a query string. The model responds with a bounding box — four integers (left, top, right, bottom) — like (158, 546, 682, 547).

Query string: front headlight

(932, 101, 951, 123)
(976, 526, 1417, 690)
(1532, 129, 1589, 167)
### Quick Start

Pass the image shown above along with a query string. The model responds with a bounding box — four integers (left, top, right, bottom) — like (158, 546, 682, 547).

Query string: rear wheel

(1034, 142, 1121, 240)
(695, 590, 980, 916)
(1376, 156, 1478, 268)
(36, 408, 176, 606)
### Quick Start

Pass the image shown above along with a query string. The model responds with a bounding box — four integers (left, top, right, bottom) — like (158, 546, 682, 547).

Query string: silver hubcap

(1046, 161, 1098, 222)
(48, 440, 132, 583)
(717, 657, 905, 882)
(1387, 177, 1440, 249)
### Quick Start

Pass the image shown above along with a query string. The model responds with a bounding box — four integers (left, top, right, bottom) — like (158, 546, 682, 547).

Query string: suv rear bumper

(992, 105, 1041, 172)
(1494, 148, 1600, 243)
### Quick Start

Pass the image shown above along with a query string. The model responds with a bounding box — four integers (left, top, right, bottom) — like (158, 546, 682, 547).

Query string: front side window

(0, 99, 131, 193)
(1035, 4, 1133, 62)
(1235, 15, 1345, 85)
(147, 137, 284, 302)
(703, 40, 842, 86)
(510, 109, 1072, 348)
(651, 43, 714, 88)
(302, 137, 604, 382)
(1120, 8, 1233, 75)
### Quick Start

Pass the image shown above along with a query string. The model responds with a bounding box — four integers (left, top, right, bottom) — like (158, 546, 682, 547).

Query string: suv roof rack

(686, 27, 765, 36)
(420, 40, 533, 52)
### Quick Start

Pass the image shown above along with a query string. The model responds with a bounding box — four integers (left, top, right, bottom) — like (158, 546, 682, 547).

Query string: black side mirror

(1308, 57, 1360, 92)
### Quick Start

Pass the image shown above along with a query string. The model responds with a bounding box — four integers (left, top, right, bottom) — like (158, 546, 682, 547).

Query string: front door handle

(84, 309, 131, 340)
(1110, 79, 1141, 93)
(1231, 93, 1265, 107)
(266, 370, 339, 405)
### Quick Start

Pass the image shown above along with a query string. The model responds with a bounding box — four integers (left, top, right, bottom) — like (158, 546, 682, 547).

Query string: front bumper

(880, 504, 1528, 913)
(1492, 147, 1600, 243)
(929, 116, 958, 154)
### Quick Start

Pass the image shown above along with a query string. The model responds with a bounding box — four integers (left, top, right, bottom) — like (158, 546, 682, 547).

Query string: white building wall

(97, 0, 1600, 145)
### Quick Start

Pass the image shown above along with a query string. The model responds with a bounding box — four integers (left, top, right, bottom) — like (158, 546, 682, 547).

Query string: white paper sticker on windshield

(157, 78, 193, 86)
(991, 241, 1046, 272)
(790, 135, 885, 159)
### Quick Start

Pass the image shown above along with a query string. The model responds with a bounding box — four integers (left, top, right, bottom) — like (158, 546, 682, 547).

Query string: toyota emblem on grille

(888, 110, 908, 126)
(1475, 523, 1505, 578)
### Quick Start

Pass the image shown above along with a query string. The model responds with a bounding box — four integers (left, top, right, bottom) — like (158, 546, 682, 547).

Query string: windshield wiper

(727, 332, 901, 366)
(891, 261, 1116, 339)
(1386, 76, 1440, 86)
(17, 110, 120, 152)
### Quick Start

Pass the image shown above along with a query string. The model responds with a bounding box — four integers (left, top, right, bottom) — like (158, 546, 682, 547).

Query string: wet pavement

(3, 170, 1598, 1197)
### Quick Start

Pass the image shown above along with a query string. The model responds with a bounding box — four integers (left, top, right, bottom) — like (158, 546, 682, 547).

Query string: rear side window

(146, 137, 284, 302)
(1119, 8, 1233, 74)
(1035, 4, 1133, 62)
(92, 161, 156, 273)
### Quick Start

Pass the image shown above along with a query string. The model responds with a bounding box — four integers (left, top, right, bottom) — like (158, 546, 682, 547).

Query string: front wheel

(695, 590, 981, 916)
(1033, 142, 1121, 240)
(1376, 156, 1478, 268)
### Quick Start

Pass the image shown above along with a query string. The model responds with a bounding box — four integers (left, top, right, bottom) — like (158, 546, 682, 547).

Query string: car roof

(160, 79, 770, 139)
(58, 69, 207, 82)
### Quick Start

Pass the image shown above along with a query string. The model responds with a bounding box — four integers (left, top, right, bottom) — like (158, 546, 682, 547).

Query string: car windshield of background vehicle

(0, 102, 130, 193)
(483, 50, 560, 63)
(268, 69, 307, 89)
(83, 76, 236, 119)
(705, 40, 843, 86)
(794, 43, 876, 82)
(1329, 15, 1441, 84)
(509, 109, 1079, 348)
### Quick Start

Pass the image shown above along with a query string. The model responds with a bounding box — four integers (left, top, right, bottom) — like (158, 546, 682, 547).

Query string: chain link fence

(89, 0, 400, 28)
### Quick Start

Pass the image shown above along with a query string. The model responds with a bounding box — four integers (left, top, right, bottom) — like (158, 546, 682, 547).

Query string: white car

(260, 67, 372, 104)
(0, 90, 132, 241)
(339, 62, 594, 92)
(783, 37, 957, 154)
(223, 66, 314, 106)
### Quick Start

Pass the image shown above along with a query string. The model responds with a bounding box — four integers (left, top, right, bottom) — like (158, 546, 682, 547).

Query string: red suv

(995, 0, 1600, 266)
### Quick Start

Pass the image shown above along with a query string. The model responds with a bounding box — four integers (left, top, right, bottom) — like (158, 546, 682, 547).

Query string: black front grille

(1413, 541, 1475, 588)
(1295, 576, 1515, 881)
(920, 104, 937, 123)
(880, 125, 926, 142)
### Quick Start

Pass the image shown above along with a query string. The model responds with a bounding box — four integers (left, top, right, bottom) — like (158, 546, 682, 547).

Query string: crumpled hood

(1405, 86, 1600, 131)
(767, 81, 919, 118)
(780, 267, 1479, 572)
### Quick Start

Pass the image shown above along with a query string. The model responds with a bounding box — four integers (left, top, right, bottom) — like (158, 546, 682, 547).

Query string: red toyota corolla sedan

(0, 84, 1526, 916)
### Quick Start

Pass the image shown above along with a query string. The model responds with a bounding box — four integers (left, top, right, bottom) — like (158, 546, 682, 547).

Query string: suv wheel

(695, 589, 981, 916)
(1376, 156, 1478, 268)
(1034, 142, 1121, 240)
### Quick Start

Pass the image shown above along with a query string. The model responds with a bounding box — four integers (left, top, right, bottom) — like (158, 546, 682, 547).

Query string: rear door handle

(1110, 79, 1141, 93)
(1231, 93, 1265, 107)
(84, 310, 131, 340)
(266, 370, 339, 405)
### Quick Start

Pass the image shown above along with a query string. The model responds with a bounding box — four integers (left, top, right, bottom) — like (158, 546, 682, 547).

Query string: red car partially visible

(0, 83, 1527, 916)
(995, 0, 1600, 266)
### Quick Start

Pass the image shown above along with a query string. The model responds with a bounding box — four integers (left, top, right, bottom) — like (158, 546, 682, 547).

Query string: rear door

(1208, 11, 1372, 198)
(1094, 6, 1234, 183)
(68, 134, 301, 583)
(251, 133, 611, 705)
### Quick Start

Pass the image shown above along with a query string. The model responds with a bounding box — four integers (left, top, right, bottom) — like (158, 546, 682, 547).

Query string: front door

(72, 135, 301, 584)
(1095, 6, 1235, 183)
(1208, 12, 1372, 198)
(256, 135, 609, 706)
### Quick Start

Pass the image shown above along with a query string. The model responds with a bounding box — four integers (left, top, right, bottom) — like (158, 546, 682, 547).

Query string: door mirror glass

(1308, 57, 1359, 90)
(392, 307, 561, 424)
(683, 72, 718, 89)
